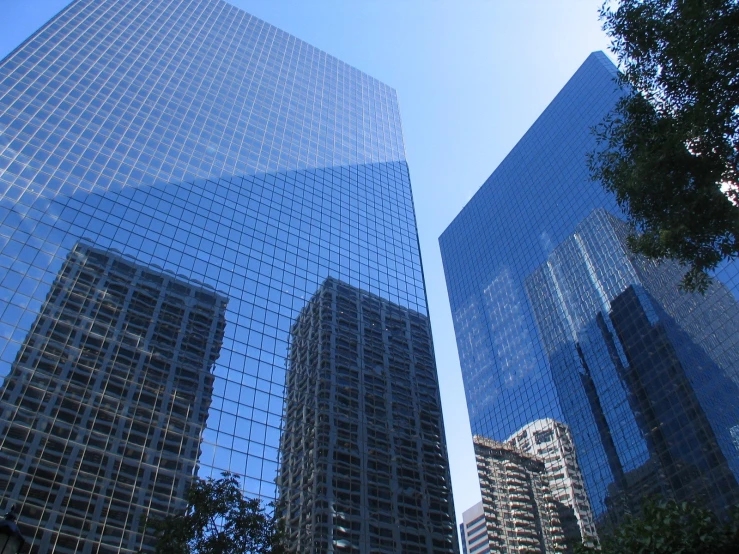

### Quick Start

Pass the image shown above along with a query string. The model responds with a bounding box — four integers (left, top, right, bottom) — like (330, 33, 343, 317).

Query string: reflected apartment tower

(0, 243, 226, 553)
(473, 435, 566, 553)
(279, 277, 457, 553)
(507, 419, 597, 548)
(525, 209, 739, 524)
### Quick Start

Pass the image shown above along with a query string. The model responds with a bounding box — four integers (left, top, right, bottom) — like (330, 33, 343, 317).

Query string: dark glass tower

(0, 0, 456, 552)
(440, 52, 739, 530)
(279, 277, 456, 553)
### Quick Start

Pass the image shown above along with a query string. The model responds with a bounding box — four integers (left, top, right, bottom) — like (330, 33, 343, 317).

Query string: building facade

(507, 420, 596, 548)
(279, 277, 456, 553)
(0, 242, 226, 552)
(0, 0, 456, 551)
(439, 51, 739, 530)
(473, 435, 567, 553)
(461, 502, 489, 554)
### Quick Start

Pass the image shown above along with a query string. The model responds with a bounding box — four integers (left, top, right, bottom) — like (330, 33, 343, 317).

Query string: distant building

(0, 243, 227, 553)
(278, 277, 457, 553)
(461, 502, 489, 554)
(507, 419, 597, 548)
(473, 435, 566, 553)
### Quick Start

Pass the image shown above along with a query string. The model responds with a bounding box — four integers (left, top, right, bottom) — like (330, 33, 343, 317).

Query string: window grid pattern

(525, 210, 739, 522)
(0, 242, 226, 553)
(0, 0, 455, 551)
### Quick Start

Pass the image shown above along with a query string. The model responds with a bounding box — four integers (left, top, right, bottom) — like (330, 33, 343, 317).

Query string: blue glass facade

(526, 209, 739, 521)
(440, 52, 622, 442)
(440, 51, 739, 534)
(0, 0, 456, 552)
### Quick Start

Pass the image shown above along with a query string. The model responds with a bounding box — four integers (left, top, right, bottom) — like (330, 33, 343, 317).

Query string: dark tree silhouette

(590, 0, 739, 292)
(143, 473, 285, 554)
(577, 499, 739, 554)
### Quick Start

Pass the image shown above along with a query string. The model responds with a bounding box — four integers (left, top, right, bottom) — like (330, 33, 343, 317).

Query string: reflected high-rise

(0, 242, 226, 552)
(440, 51, 739, 530)
(0, 0, 456, 552)
(525, 209, 739, 521)
(279, 277, 456, 552)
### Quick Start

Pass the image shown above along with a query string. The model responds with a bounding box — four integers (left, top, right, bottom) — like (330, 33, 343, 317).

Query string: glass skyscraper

(525, 209, 739, 522)
(440, 51, 739, 534)
(0, 0, 456, 552)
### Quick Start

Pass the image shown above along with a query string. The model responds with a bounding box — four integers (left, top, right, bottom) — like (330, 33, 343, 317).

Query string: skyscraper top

(439, 50, 624, 449)
(1, 0, 405, 185)
(439, 51, 621, 302)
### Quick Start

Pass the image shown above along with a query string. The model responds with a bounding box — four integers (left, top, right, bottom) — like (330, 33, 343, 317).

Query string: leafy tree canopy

(590, 0, 739, 292)
(576, 499, 739, 554)
(143, 473, 285, 554)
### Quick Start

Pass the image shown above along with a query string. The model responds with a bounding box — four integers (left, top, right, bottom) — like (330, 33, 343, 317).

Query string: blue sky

(0, 0, 614, 528)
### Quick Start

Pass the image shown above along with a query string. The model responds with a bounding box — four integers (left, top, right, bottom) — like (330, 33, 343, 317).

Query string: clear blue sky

(0, 0, 614, 530)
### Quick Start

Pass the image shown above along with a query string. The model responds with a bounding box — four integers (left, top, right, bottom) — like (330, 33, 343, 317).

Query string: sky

(0, 0, 614, 529)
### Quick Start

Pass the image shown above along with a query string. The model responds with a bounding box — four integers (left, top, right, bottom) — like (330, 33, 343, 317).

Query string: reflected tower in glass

(0, 241, 226, 553)
(525, 209, 739, 522)
(279, 277, 456, 553)
(0, 0, 457, 552)
(440, 51, 739, 531)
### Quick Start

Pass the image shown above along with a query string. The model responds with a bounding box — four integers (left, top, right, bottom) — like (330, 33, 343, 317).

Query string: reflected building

(279, 277, 457, 553)
(525, 209, 739, 525)
(0, 242, 226, 553)
(473, 435, 567, 553)
(0, 0, 455, 551)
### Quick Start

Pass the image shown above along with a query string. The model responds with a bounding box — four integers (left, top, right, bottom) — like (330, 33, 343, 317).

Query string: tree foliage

(144, 473, 285, 554)
(576, 499, 739, 554)
(589, 0, 739, 292)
